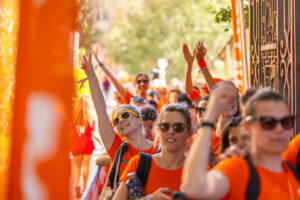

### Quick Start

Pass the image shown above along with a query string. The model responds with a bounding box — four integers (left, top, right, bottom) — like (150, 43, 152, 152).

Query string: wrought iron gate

(250, 0, 300, 136)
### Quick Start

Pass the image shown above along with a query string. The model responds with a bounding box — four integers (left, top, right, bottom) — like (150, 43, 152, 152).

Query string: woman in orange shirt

(81, 53, 157, 180)
(113, 104, 193, 200)
(182, 83, 300, 200)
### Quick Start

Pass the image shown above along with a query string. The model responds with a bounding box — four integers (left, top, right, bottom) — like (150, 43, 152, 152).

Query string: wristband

(77, 73, 96, 89)
(188, 89, 200, 100)
(200, 121, 215, 129)
(197, 59, 207, 69)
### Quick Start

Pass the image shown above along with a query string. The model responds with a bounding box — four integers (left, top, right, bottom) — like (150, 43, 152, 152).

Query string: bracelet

(198, 66, 207, 73)
(197, 59, 207, 69)
(77, 73, 96, 89)
(200, 121, 215, 129)
(146, 195, 151, 200)
(188, 89, 200, 100)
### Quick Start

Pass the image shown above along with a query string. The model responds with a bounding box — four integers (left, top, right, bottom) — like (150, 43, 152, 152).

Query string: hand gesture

(204, 81, 239, 122)
(81, 52, 95, 76)
(92, 45, 105, 67)
(182, 44, 195, 67)
(195, 41, 207, 61)
(150, 188, 172, 200)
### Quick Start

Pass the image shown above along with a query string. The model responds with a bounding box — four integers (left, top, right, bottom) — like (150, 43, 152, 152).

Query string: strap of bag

(99, 141, 127, 199)
(284, 161, 300, 182)
(108, 141, 128, 188)
(137, 153, 152, 187)
(245, 158, 260, 200)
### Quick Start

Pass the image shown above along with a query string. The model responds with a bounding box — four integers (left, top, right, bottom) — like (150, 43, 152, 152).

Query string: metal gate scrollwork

(250, 0, 300, 136)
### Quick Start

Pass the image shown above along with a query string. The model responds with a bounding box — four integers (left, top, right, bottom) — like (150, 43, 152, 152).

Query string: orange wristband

(188, 89, 200, 100)
(197, 59, 207, 69)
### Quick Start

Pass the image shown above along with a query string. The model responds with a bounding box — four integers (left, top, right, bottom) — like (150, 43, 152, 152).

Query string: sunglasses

(195, 107, 206, 116)
(245, 115, 294, 130)
(158, 122, 187, 133)
(112, 110, 138, 126)
(141, 112, 156, 121)
(136, 79, 149, 84)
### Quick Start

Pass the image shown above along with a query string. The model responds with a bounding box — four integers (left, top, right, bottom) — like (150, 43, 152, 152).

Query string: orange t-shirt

(108, 135, 158, 176)
(214, 156, 300, 200)
(282, 133, 300, 167)
(119, 154, 183, 195)
(211, 128, 220, 158)
(122, 90, 134, 105)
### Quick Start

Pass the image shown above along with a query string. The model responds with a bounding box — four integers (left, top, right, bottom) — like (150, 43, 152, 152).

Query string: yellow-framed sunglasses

(112, 110, 139, 126)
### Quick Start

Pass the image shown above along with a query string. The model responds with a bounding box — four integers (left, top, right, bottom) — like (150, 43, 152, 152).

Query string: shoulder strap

(245, 158, 260, 200)
(284, 161, 300, 182)
(137, 153, 152, 187)
(108, 141, 129, 188)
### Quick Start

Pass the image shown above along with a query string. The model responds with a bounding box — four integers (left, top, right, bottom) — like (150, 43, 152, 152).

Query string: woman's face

(168, 92, 179, 104)
(228, 126, 242, 147)
(222, 96, 239, 117)
(113, 107, 141, 136)
(158, 111, 190, 153)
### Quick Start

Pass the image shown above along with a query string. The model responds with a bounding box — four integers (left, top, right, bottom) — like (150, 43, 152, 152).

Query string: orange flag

(7, 0, 77, 199)
(231, 0, 247, 93)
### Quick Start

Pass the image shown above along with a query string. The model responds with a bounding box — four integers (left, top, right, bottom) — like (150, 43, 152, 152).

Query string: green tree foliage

(102, 0, 231, 81)
(213, 0, 249, 32)
(77, 0, 100, 51)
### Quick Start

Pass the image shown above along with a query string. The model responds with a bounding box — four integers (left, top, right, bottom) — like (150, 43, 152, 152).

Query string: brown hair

(72, 96, 95, 127)
(133, 73, 149, 85)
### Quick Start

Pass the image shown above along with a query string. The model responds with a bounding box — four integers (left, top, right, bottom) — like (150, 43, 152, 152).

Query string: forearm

(202, 68, 216, 91)
(182, 126, 213, 198)
(97, 63, 127, 98)
(185, 65, 194, 94)
(88, 75, 115, 149)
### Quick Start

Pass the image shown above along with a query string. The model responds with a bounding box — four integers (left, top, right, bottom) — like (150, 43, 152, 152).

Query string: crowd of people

(70, 42, 300, 199)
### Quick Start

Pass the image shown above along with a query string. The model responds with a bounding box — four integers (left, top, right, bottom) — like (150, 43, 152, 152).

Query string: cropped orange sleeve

(213, 156, 249, 200)
(122, 90, 134, 104)
(282, 133, 300, 166)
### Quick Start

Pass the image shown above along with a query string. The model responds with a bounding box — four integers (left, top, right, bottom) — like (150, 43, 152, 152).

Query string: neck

(126, 129, 151, 150)
(251, 149, 284, 173)
(215, 115, 231, 137)
(137, 92, 147, 100)
(156, 148, 185, 170)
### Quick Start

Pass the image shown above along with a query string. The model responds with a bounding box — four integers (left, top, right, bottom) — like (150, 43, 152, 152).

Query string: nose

(273, 122, 284, 133)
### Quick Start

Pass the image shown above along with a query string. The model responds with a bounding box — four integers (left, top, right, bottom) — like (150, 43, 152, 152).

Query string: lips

(165, 138, 177, 143)
(120, 124, 130, 131)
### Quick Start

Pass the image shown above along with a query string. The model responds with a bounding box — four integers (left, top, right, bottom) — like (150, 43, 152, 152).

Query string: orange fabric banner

(7, 0, 77, 199)
(231, 0, 245, 93)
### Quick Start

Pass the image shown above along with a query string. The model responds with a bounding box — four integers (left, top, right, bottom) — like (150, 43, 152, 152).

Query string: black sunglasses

(141, 112, 156, 121)
(158, 122, 187, 133)
(136, 79, 149, 84)
(245, 115, 294, 130)
(195, 107, 206, 116)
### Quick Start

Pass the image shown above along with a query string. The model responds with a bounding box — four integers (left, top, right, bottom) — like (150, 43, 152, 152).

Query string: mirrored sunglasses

(112, 110, 138, 126)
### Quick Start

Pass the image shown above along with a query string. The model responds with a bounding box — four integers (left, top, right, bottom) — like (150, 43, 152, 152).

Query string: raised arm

(182, 81, 239, 199)
(182, 44, 201, 104)
(94, 53, 128, 98)
(195, 42, 216, 91)
(82, 53, 116, 150)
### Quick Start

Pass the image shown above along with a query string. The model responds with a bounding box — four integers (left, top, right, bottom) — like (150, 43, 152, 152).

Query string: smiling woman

(81, 53, 158, 191)
(113, 104, 193, 200)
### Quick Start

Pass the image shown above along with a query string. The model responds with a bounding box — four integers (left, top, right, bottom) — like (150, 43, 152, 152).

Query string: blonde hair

(72, 96, 95, 127)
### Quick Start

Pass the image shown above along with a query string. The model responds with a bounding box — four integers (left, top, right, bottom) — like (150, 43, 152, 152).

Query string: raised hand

(203, 81, 239, 123)
(182, 44, 195, 67)
(195, 41, 207, 61)
(82, 52, 95, 76)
